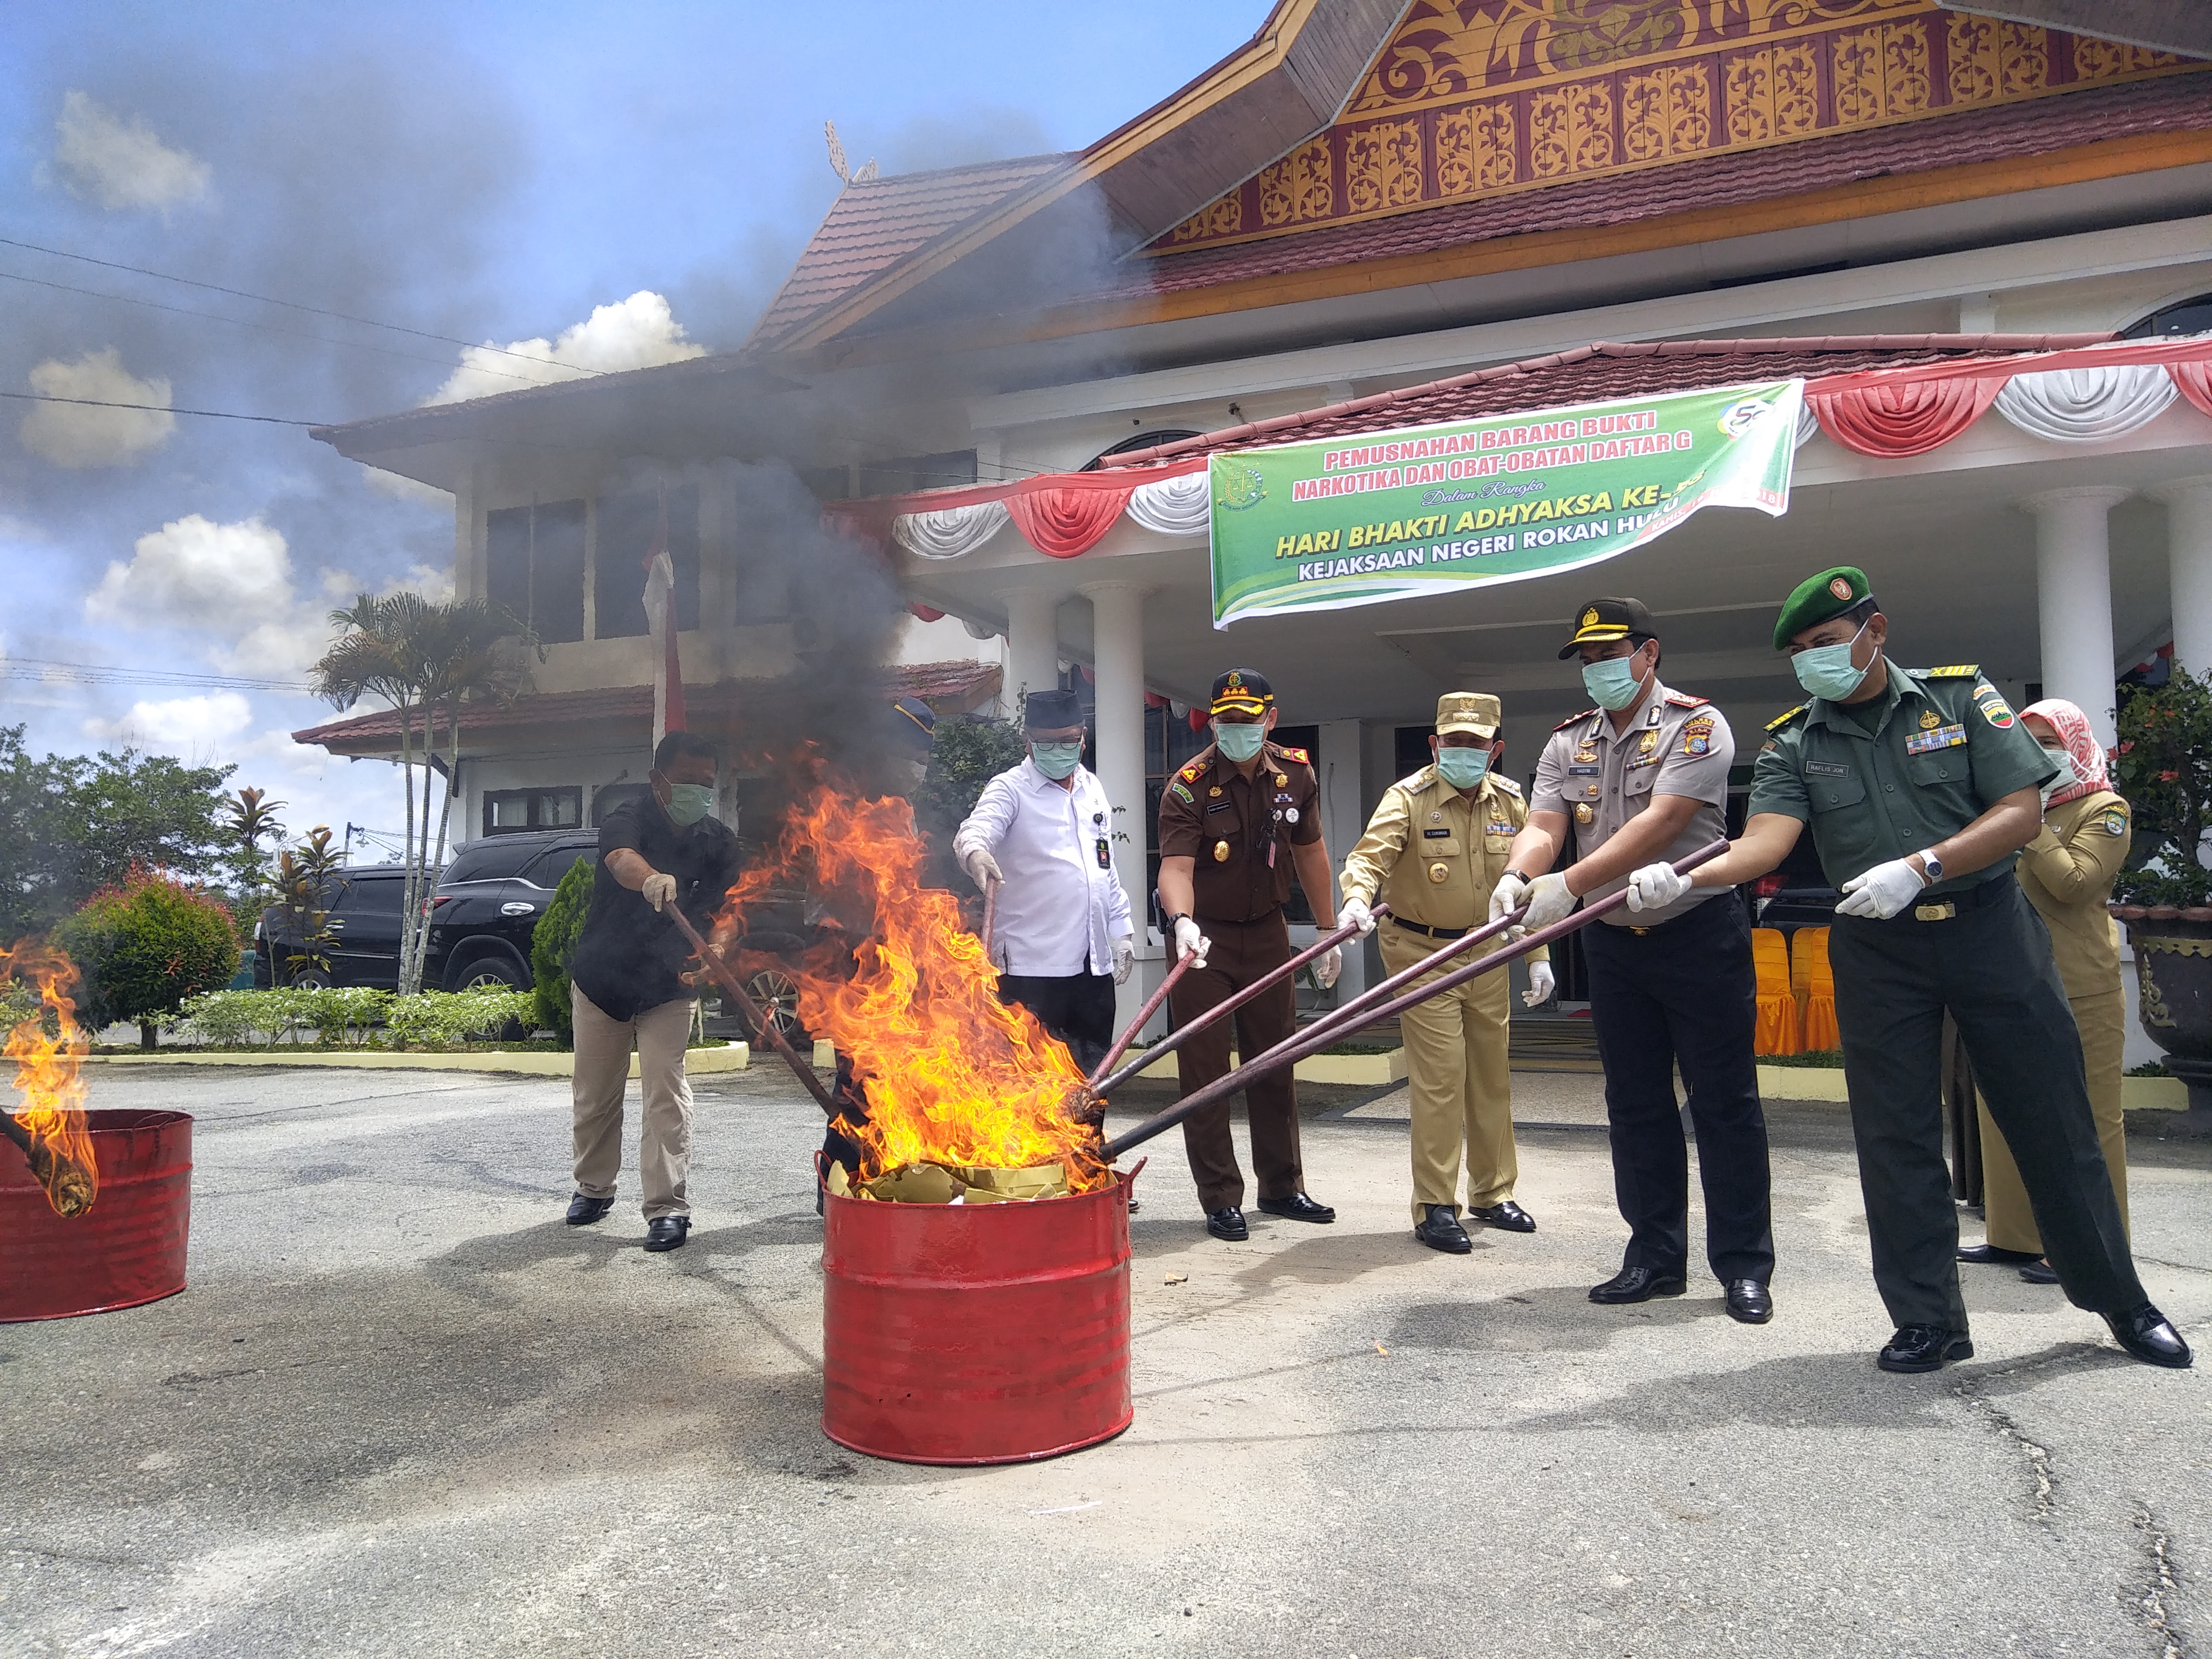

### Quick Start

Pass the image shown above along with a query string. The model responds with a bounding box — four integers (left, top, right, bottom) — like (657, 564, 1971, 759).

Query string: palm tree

(221, 785, 287, 903)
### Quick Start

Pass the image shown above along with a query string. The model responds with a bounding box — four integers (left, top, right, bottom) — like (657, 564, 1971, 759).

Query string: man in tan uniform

(1340, 692, 1553, 1253)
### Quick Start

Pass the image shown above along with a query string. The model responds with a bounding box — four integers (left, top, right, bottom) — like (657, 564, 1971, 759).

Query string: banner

(1207, 380, 1803, 626)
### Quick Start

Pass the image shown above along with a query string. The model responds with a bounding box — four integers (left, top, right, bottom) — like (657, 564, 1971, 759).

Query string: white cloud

(19, 348, 176, 468)
(425, 290, 705, 405)
(48, 90, 211, 212)
(83, 691, 253, 750)
(360, 464, 453, 509)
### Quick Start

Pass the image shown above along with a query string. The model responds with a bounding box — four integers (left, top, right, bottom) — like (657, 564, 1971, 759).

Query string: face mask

(1435, 747, 1490, 789)
(1791, 621, 1872, 701)
(1213, 722, 1267, 762)
(665, 783, 715, 827)
(2038, 748, 2076, 806)
(1581, 653, 1646, 712)
(1030, 741, 1083, 781)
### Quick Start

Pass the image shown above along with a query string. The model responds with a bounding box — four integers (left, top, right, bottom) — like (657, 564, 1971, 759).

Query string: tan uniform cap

(1436, 691, 1501, 737)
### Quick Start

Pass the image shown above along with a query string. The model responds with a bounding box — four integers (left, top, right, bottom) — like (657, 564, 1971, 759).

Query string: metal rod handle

(666, 904, 842, 1117)
(1088, 951, 1194, 1088)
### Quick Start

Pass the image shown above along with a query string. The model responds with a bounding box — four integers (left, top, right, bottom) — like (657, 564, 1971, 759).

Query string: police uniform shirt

(1158, 740, 1322, 923)
(1340, 764, 1548, 962)
(1748, 661, 2057, 895)
(1531, 677, 1733, 926)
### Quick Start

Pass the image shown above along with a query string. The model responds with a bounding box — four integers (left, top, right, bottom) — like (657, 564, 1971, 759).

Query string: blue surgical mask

(1030, 741, 1083, 781)
(1213, 721, 1267, 762)
(1792, 621, 1872, 701)
(665, 783, 715, 827)
(1581, 653, 1646, 711)
(1435, 747, 1490, 789)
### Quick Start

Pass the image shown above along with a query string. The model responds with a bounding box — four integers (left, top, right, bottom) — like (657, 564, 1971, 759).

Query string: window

(1082, 430, 1199, 470)
(2123, 295, 2212, 338)
(856, 451, 977, 496)
(1141, 698, 1211, 931)
(594, 484, 700, 639)
(443, 839, 546, 884)
(484, 500, 586, 643)
(335, 875, 406, 914)
(482, 787, 583, 836)
(523, 844, 597, 887)
(592, 782, 654, 825)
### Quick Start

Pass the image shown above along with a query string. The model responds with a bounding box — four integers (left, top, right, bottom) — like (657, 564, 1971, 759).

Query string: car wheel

(743, 968, 806, 1046)
(289, 970, 332, 990)
(456, 956, 529, 992)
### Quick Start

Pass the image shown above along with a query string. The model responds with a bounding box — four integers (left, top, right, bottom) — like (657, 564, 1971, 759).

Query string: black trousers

(999, 971, 1118, 1077)
(1581, 896, 1775, 1285)
(1829, 878, 2144, 1330)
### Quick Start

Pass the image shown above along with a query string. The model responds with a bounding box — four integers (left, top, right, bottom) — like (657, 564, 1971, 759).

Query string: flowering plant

(2110, 667, 2212, 907)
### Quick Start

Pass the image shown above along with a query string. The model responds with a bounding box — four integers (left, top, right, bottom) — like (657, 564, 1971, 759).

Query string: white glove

(1521, 872, 1576, 931)
(640, 872, 677, 912)
(1522, 960, 1555, 1008)
(1625, 861, 1689, 912)
(1837, 856, 1929, 920)
(1488, 871, 1529, 927)
(1312, 944, 1342, 990)
(958, 843, 1003, 890)
(1171, 917, 1211, 968)
(1340, 895, 1376, 936)
(1111, 936, 1135, 985)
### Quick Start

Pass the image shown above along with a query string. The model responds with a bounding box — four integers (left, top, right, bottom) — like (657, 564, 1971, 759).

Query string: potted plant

(2109, 666, 2212, 1120)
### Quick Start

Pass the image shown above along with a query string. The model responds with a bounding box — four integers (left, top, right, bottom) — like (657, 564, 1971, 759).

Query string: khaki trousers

(1979, 988, 2129, 1253)
(571, 985, 694, 1220)
(1379, 921, 1516, 1221)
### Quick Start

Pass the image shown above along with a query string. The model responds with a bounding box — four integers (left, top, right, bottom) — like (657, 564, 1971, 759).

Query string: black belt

(1389, 917, 1469, 940)
(1875, 875, 2013, 922)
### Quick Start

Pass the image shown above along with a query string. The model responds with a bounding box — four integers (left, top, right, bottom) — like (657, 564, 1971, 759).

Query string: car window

(524, 844, 597, 887)
(442, 840, 545, 883)
(337, 876, 407, 914)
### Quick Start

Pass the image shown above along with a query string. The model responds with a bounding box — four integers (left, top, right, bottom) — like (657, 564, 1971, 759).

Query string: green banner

(1207, 380, 1803, 626)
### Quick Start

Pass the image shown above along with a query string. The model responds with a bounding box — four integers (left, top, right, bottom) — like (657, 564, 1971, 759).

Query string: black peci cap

(1022, 688, 1084, 730)
(1558, 597, 1657, 658)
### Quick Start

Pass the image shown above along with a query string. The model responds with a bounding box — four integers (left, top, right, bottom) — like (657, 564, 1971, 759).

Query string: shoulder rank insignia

(1177, 761, 1202, 783)
(1272, 744, 1310, 765)
(1765, 704, 1808, 732)
(1490, 775, 1522, 796)
(1396, 768, 1434, 793)
(1923, 664, 1980, 678)
(1664, 690, 1710, 708)
(1553, 708, 1599, 732)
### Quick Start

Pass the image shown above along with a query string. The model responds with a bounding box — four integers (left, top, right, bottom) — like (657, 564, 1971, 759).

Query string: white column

(1317, 718, 1367, 996)
(2154, 476, 2212, 678)
(1003, 590, 1060, 710)
(1080, 582, 1153, 1030)
(2024, 487, 2129, 747)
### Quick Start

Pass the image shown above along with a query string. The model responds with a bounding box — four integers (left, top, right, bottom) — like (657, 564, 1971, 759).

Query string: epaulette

(1664, 690, 1710, 708)
(1489, 775, 1523, 797)
(1921, 664, 1980, 679)
(1395, 767, 1434, 793)
(1553, 708, 1598, 732)
(1270, 744, 1310, 765)
(1765, 704, 1808, 732)
(1176, 755, 1207, 783)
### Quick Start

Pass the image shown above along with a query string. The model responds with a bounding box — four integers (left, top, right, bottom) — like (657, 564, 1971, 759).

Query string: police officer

(1339, 692, 1553, 1253)
(1157, 669, 1341, 1242)
(1683, 566, 2189, 1371)
(1495, 598, 1775, 1323)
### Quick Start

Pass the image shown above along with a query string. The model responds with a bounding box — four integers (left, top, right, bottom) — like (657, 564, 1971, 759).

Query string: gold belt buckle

(1629, 925, 1651, 936)
(1913, 901, 1957, 922)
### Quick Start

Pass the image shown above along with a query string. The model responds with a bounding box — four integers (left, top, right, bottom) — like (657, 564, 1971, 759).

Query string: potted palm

(2108, 666, 2212, 1119)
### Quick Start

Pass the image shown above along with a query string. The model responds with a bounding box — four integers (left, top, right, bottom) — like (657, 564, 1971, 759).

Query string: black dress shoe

(1590, 1266, 1687, 1304)
(1468, 1200, 1536, 1233)
(1878, 1325, 1973, 1373)
(1258, 1192, 1336, 1223)
(565, 1193, 614, 1226)
(1724, 1279, 1773, 1324)
(2105, 1304, 2193, 1369)
(1414, 1204, 1472, 1254)
(643, 1215, 691, 1253)
(2019, 1259, 2059, 1285)
(1206, 1205, 1249, 1242)
(1956, 1242, 2040, 1266)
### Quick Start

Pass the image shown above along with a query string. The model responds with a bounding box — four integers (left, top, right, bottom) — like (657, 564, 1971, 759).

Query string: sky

(0, 2, 1260, 861)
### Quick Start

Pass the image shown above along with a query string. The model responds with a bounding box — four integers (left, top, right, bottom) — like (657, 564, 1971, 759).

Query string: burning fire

(716, 770, 1109, 1193)
(2, 941, 97, 1217)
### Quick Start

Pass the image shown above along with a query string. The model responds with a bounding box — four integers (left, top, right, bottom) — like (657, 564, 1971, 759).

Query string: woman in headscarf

(1957, 698, 2131, 1284)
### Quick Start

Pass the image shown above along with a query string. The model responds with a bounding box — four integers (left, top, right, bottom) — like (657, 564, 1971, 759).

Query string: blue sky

(0, 2, 1260, 855)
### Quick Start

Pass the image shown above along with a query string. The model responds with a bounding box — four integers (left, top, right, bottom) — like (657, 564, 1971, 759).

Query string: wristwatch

(1917, 852, 1942, 885)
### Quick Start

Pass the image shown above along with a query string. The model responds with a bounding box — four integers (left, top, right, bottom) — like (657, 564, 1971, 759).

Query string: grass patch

(1762, 1049, 1845, 1068)
(2126, 1060, 2172, 1078)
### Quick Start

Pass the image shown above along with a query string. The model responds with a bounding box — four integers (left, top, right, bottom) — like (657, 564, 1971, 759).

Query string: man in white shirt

(953, 689, 1136, 1075)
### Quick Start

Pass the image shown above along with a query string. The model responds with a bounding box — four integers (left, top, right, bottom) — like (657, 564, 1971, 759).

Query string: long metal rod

(978, 878, 998, 970)
(1102, 840, 1729, 1160)
(1089, 907, 1388, 1096)
(666, 906, 842, 1118)
(1086, 952, 1194, 1088)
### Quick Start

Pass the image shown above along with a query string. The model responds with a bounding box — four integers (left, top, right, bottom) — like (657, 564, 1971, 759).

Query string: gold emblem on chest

(1212, 840, 1230, 862)
(1428, 861, 1450, 884)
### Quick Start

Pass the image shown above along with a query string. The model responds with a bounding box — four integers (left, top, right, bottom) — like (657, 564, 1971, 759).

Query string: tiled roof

(1094, 336, 2114, 466)
(1102, 73, 2212, 305)
(746, 153, 1073, 349)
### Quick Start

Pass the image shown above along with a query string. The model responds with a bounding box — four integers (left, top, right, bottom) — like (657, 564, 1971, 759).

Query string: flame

(3, 940, 97, 1217)
(716, 767, 1108, 1193)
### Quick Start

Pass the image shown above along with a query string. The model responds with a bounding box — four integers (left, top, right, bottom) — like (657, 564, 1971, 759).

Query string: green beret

(1773, 566, 1872, 649)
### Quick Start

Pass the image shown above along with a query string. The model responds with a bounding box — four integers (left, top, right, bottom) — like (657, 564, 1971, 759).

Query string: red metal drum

(1, 1109, 192, 1322)
(821, 1165, 1135, 1465)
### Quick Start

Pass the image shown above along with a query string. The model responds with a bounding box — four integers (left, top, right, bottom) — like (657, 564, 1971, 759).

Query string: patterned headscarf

(2022, 698, 2109, 807)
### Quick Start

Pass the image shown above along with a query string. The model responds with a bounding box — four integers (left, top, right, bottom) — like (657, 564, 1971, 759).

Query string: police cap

(887, 694, 937, 753)
(1558, 597, 1656, 658)
(1435, 691, 1501, 737)
(1772, 566, 1873, 649)
(1210, 668, 1273, 717)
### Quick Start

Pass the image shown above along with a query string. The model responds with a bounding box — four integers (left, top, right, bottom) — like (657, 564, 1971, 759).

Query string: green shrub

(2112, 667, 2212, 907)
(384, 988, 535, 1048)
(171, 988, 297, 1048)
(55, 872, 240, 1048)
(292, 986, 391, 1045)
(530, 855, 594, 1043)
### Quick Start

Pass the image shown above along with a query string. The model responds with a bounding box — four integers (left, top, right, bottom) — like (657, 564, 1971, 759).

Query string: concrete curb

(80, 1042, 751, 1079)
(1756, 1063, 2186, 1111)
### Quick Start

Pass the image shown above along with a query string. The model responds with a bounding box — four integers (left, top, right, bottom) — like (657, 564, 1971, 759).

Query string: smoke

(424, 290, 705, 405)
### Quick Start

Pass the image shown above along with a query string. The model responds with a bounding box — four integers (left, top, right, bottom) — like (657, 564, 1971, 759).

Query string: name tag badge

(1805, 760, 1850, 777)
(1095, 836, 1112, 869)
(1568, 764, 1601, 776)
(1905, 723, 1968, 755)
(1423, 827, 1451, 839)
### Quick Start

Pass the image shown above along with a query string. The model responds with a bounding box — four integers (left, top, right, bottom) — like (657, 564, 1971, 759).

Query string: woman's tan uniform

(1978, 788, 2132, 1251)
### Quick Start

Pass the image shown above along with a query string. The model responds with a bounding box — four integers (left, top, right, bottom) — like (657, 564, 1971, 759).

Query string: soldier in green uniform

(1682, 567, 2189, 1371)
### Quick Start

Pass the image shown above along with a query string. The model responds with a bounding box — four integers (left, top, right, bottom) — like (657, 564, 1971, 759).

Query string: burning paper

(2, 941, 98, 1218)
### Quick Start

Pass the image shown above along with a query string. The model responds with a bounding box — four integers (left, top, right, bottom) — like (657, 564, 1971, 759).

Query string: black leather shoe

(1468, 1200, 1536, 1233)
(1724, 1279, 1773, 1324)
(565, 1193, 614, 1226)
(1414, 1204, 1472, 1254)
(1878, 1325, 1973, 1372)
(2105, 1304, 2193, 1369)
(1590, 1266, 1687, 1304)
(1957, 1242, 2040, 1266)
(2019, 1259, 2059, 1285)
(1258, 1192, 1335, 1224)
(643, 1215, 691, 1253)
(1206, 1205, 1249, 1242)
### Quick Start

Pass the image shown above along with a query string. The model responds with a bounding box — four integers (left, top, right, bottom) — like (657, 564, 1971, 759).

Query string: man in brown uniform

(1158, 669, 1342, 1241)
(1339, 692, 1553, 1252)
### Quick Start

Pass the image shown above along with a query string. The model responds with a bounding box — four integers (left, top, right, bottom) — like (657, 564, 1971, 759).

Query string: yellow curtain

(1753, 927, 1801, 1056)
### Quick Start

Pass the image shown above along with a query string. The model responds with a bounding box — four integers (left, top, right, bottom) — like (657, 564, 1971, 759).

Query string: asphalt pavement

(3, 1061, 2206, 1658)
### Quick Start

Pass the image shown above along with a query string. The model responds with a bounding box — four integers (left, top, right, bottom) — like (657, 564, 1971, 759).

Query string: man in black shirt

(565, 731, 743, 1251)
